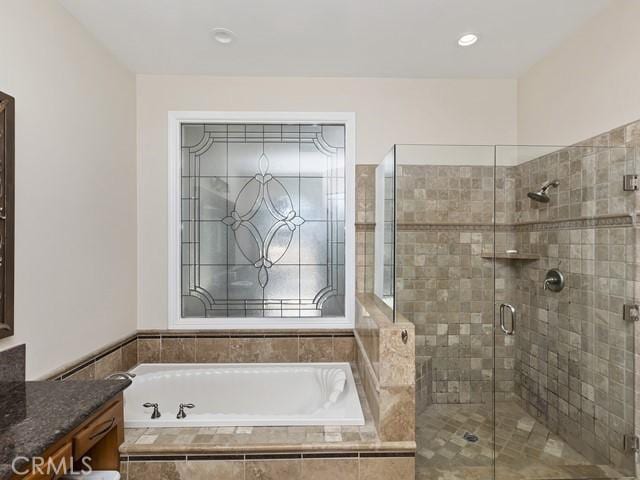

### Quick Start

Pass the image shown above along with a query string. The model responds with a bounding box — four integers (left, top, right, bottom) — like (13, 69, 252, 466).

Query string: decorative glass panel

(181, 124, 345, 319)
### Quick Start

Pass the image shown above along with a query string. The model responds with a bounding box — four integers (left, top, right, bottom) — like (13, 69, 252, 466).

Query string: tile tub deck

(120, 367, 416, 480)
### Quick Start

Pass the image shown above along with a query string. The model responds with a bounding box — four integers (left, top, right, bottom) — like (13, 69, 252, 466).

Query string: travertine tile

(302, 458, 358, 480)
(127, 461, 179, 480)
(137, 338, 161, 363)
(229, 338, 304, 363)
(175, 460, 244, 480)
(299, 337, 333, 362)
(161, 337, 196, 363)
(415, 401, 627, 479)
(195, 337, 229, 362)
(122, 340, 138, 370)
(355, 295, 416, 443)
(240, 337, 299, 362)
(356, 164, 376, 294)
(94, 349, 122, 379)
(245, 459, 301, 480)
(65, 363, 95, 381)
(379, 326, 415, 388)
(374, 123, 640, 476)
(333, 337, 356, 362)
(359, 456, 415, 480)
(379, 386, 415, 442)
(127, 460, 241, 480)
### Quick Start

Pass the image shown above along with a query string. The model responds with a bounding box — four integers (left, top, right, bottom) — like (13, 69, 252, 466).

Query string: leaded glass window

(180, 123, 345, 319)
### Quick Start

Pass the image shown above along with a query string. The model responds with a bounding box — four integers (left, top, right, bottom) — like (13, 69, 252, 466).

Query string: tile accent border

(397, 222, 498, 232)
(47, 330, 356, 381)
(355, 223, 375, 232)
(122, 451, 415, 462)
(513, 213, 633, 231)
(395, 213, 633, 233)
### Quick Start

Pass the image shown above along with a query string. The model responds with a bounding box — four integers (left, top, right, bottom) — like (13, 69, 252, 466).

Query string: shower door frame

(167, 110, 356, 330)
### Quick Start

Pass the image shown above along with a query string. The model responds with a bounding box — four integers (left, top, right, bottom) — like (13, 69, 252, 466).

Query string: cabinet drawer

(73, 400, 122, 458)
(22, 442, 72, 480)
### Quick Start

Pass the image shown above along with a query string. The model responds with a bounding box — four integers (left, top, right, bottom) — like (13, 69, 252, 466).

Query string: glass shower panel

(386, 142, 637, 480)
(495, 144, 636, 480)
(180, 123, 346, 319)
(390, 145, 498, 479)
(374, 148, 396, 313)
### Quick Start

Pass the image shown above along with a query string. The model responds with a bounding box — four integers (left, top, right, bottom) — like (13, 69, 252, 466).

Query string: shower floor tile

(416, 402, 626, 480)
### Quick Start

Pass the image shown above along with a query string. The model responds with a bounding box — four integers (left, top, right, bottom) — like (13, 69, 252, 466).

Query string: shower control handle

(499, 303, 516, 336)
(543, 268, 564, 292)
(177, 403, 195, 419)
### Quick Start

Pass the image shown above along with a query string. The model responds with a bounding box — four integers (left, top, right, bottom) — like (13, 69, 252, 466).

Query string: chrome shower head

(527, 180, 559, 203)
(527, 191, 550, 203)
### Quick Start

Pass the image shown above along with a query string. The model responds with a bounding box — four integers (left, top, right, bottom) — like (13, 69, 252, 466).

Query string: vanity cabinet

(14, 394, 124, 480)
(21, 444, 71, 480)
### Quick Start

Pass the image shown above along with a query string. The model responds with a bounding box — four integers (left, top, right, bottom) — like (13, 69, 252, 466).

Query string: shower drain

(463, 432, 479, 443)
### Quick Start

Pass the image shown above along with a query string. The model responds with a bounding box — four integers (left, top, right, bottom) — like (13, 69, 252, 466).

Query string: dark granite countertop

(0, 380, 130, 480)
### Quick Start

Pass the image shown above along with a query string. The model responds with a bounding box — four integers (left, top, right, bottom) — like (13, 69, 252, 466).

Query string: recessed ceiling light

(212, 28, 235, 45)
(458, 33, 478, 47)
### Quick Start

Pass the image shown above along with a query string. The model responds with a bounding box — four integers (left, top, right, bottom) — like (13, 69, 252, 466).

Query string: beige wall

(518, 0, 640, 145)
(0, 0, 137, 378)
(136, 75, 517, 328)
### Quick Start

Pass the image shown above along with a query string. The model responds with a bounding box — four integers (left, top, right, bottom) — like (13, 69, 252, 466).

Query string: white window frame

(168, 111, 356, 330)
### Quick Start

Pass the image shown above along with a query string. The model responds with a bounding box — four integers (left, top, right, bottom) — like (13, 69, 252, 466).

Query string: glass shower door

(494, 144, 637, 480)
(391, 145, 498, 480)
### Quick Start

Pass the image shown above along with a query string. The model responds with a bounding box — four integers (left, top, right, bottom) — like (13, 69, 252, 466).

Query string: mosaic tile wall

(512, 141, 636, 225)
(394, 165, 505, 225)
(356, 165, 375, 295)
(393, 164, 517, 404)
(508, 121, 640, 473)
(395, 228, 513, 403)
(512, 224, 636, 472)
(356, 121, 640, 473)
(355, 164, 518, 403)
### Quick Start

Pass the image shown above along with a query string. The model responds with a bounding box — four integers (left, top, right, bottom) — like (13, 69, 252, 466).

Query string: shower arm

(540, 180, 560, 192)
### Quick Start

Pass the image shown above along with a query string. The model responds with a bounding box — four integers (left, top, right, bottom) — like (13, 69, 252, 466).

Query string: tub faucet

(106, 372, 136, 381)
(142, 402, 161, 419)
(176, 403, 195, 419)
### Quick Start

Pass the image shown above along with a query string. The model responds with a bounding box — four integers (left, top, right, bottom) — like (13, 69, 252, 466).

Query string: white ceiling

(59, 0, 611, 78)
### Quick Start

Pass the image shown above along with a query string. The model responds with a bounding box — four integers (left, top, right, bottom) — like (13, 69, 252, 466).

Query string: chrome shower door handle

(499, 303, 516, 335)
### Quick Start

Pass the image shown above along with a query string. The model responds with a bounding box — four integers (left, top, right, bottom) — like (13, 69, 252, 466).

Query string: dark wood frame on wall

(0, 91, 14, 339)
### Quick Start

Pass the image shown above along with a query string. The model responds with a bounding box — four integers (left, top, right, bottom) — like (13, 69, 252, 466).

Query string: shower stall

(374, 142, 639, 479)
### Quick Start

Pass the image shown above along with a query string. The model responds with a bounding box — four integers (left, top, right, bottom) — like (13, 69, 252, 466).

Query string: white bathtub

(124, 363, 365, 428)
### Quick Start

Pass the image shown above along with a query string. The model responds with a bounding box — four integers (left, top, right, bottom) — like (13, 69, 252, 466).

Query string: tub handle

(143, 402, 161, 419)
(177, 403, 195, 419)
